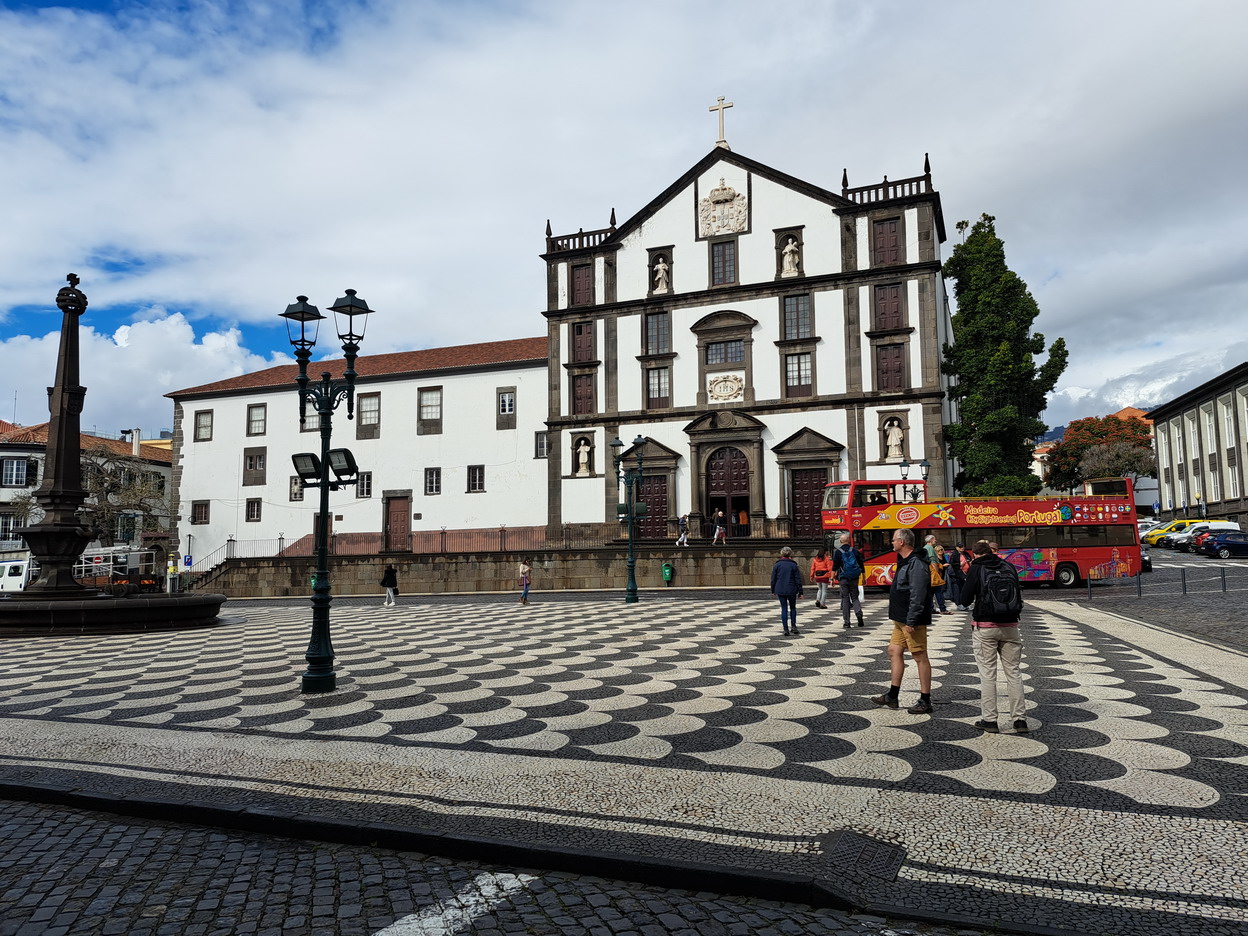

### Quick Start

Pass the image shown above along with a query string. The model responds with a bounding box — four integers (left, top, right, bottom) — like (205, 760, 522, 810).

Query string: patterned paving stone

(0, 595, 1245, 935)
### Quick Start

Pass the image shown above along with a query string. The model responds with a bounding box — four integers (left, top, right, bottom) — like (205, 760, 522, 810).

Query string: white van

(0, 558, 35, 592)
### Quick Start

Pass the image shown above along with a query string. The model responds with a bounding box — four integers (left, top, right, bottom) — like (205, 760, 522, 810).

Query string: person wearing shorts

(872, 528, 934, 715)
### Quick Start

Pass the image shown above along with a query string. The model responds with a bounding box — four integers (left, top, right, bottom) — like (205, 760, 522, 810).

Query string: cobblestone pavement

(0, 588, 1245, 936)
(0, 799, 981, 936)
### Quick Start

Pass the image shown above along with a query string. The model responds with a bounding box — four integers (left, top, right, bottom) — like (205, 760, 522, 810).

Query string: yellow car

(1143, 519, 1203, 545)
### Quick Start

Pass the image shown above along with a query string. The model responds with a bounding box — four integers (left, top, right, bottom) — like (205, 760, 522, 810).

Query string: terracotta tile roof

(0, 420, 17, 435)
(168, 336, 549, 398)
(0, 422, 173, 465)
(1111, 406, 1153, 425)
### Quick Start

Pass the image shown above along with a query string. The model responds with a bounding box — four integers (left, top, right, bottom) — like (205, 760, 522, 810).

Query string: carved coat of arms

(699, 178, 747, 237)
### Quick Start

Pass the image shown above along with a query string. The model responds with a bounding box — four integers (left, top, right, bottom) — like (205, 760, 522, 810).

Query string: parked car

(1140, 548, 1153, 573)
(1199, 532, 1248, 559)
(1144, 519, 1204, 546)
(1188, 531, 1215, 553)
(1169, 521, 1242, 552)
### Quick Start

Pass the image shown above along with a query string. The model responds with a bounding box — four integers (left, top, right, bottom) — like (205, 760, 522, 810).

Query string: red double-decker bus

(821, 478, 1141, 587)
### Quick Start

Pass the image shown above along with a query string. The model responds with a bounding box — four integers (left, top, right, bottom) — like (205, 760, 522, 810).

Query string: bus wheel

(1055, 564, 1080, 588)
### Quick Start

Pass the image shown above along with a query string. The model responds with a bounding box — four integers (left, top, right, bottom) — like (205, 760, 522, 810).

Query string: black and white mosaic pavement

(0, 596, 1246, 935)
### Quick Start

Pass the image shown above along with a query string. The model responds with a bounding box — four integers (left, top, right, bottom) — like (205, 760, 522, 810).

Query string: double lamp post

(280, 290, 373, 693)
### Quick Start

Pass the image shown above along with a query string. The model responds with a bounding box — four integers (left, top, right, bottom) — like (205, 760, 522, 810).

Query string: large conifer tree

(941, 214, 1067, 496)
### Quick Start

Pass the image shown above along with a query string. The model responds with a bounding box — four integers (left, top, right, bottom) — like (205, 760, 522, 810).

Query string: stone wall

(192, 547, 799, 598)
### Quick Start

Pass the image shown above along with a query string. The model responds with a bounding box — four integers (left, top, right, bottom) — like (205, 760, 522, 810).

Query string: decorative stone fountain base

(0, 593, 229, 633)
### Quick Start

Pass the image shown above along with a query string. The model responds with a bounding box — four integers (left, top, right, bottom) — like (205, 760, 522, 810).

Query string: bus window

(853, 486, 891, 507)
(823, 485, 850, 509)
(854, 528, 892, 561)
(998, 527, 1036, 548)
(1085, 479, 1129, 497)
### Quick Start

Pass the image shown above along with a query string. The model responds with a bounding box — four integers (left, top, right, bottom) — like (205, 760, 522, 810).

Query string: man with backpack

(832, 533, 866, 628)
(959, 539, 1028, 733)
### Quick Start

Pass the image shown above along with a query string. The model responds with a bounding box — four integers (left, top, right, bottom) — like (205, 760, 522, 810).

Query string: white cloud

(0, 0, 1246, 432)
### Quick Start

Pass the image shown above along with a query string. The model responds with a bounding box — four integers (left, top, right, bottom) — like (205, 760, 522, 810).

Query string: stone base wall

(192, 547, 803, 598)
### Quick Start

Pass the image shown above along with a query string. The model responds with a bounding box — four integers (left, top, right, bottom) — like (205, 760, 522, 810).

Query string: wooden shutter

(876, 344, 905, 391)
(873, 284, 903, 330)
(873, 219, 901, 265)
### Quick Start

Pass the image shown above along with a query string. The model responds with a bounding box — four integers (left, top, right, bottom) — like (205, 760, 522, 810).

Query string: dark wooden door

(572, 375, 594, 414)
(873, 218, 900, 264)
(873, 284, 903, 330)
(637, 474, 668, 538)
(385, 496, 410, 551)
(707, 447, 750, 535)
(877, 344, 905, 391)
(791, 468, 826, 538)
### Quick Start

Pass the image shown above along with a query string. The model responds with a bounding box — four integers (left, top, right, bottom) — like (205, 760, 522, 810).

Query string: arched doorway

(706, 445, 750, 537)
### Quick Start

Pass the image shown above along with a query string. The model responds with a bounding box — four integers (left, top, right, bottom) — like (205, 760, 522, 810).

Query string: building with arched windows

(168, 146, 955, 565)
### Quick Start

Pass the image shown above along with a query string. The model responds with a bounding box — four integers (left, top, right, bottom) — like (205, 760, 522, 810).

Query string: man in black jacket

(769, 546, 805, 636)
(872, 528, 934, 715)
(959, 540, 1028, 733)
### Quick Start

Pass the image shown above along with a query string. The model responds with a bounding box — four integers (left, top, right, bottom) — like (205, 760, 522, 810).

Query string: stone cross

(708, 96, 733, 149)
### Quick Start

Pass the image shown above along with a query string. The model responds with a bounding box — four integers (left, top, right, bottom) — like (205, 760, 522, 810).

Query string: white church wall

(560, 427, 606, 523)
(905, 207, 919, 264)
(746, 175, 841, 277)
(908, 277, 923, 389)
(861, 402, 925, 468)
(858, 285, 873, 391)
(856, 217, 869, 272)
(617, 315, 643, 412)
(813, 288, 847, 395)
(556, 261, 568, 310)
(615, 201, 694, 300)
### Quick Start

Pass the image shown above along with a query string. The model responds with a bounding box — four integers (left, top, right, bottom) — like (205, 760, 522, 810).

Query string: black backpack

(979, 560, 1023, 618)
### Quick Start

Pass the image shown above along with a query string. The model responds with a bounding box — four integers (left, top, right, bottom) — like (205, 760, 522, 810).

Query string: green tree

(1044, 415, 1153, 491)
(1078, 440, 1157, 484)
(942, 214, 1067, 496)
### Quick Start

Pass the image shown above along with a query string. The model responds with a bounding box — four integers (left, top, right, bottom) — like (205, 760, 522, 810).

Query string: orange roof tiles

(0, 422, 172, 465)
(167, 336, 548, 398)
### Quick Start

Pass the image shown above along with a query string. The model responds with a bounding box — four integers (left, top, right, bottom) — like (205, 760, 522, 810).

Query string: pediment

(684, 409, 767, 434)
(772, 427, 845, 455)
(620, 436, 683, 461)
(691, 309, 757, 333)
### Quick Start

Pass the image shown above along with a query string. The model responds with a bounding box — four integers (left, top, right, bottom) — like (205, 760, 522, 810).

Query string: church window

(193, 410, 213, 442)
(572, 374, 595, 415)
(711, 239, 737, 286)
(645, 313, 670, 354)
(246, 404, 267, 436)
(571, 264, 593, 305)
(706, 340, 745, 365)
(876, 344, 906, 391)
(534, 432, 549, 458)
(873, 284, 904, 330)
(245, 499, 262, 522)
(872, 218, 902, 265)
(467, 465, 486, 493)
(356, 471, 373, 498)
(289, 476, 304, 502)
(572, 322, 595, 362)
(782, 295, 811, 340)
(418, 388, 442, 435)
(242, 447, 267, 486)
(356, 393, 380, 440)
(647, 367, 671, 409)
(424, 468, 441, 495)
(191, 501, 210, 524)
(785, 353, 812, 398)
(0, 513, 15, 539)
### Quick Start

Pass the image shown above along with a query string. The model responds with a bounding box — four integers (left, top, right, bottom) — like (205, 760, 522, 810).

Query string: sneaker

(973, 719, 999, 732)
(856, 618, 865, 627)
(871, 693, 900, 709)
(1013, 719, 1030, 732)
(790, 627, 801, 635)
(907, 699, 934, 715)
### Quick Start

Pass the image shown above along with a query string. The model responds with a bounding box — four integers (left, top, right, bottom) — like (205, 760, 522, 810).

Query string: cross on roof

(708, 96, 733, 150)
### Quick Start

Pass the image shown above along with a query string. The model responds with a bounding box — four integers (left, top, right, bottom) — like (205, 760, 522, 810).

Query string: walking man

(711, 509, 728, 546)
(676, 514, 690, 547)
(872, 528, 933, 714)
(770, 546, 804, 636)
(380, 564, 398, 607)
(959, 539, 1028, 732)
(832, 533, 866, 628)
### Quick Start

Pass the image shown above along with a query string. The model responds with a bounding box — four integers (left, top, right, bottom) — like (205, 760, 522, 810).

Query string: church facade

(167, 145, 955, 561)
(542, 146, 954, 541)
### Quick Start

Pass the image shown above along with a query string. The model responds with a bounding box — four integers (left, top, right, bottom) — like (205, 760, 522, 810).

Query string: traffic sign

(184, 555, 193, 567)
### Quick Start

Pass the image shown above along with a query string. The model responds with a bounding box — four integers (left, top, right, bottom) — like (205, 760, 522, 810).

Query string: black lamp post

(280, 290, 372, 693)
(610, 435, 646, 603)
(898, 458, 931, 502)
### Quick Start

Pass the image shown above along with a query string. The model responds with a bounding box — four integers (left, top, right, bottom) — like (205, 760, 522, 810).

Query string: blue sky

(1, 0, 1246, 437)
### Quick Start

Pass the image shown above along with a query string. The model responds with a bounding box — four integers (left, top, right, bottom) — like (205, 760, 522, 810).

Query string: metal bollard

(1181, 568, 1187, 596)
(1087, 576, 1093, 600)
(1136, 573, 1142, 598)
(1222, 567, 1227, 593)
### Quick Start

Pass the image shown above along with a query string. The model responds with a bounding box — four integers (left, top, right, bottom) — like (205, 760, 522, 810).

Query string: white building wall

(856, 217, 868, 272)
(908, 278, 923, 389)
(176, 362, 549, 563)
(559, 428, 606, 524)
(904, 207, 919, 264)
(556, 262, 568, 310)
(814, 288, 846, 395)
(617, 317, 643, 412)
(861, 402, 924, 467)
(858, 285, 872, 391)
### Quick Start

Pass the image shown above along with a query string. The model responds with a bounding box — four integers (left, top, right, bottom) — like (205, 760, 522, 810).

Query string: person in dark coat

(769, 546, 805, 636)
(380, 564, 398, 607)
(831, 533, 866, 628)
(959, 540, 1028, 733)
(872, 528, 934, 714)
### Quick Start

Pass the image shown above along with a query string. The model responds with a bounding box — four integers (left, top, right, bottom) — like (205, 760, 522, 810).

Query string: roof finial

(545, 219, 552, 237)
(609, 207, 616, 228)
(924, 152, 931, 175)
(841, 168, 848, 194)
(708, 95, 733, 150)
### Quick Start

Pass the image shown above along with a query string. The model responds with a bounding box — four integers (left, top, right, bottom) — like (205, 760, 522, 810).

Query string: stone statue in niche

(575, 438, 592, 477)
(653, 256, 670, 294)
(884, 419, 905, 460)
(781, 237, 800, 277)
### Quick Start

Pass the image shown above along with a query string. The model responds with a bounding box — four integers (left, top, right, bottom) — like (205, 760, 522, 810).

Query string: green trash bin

(661, 562, 675, 586)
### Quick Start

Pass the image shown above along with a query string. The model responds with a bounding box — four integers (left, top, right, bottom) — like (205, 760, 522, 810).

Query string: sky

(1, 0, 1246, 439)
